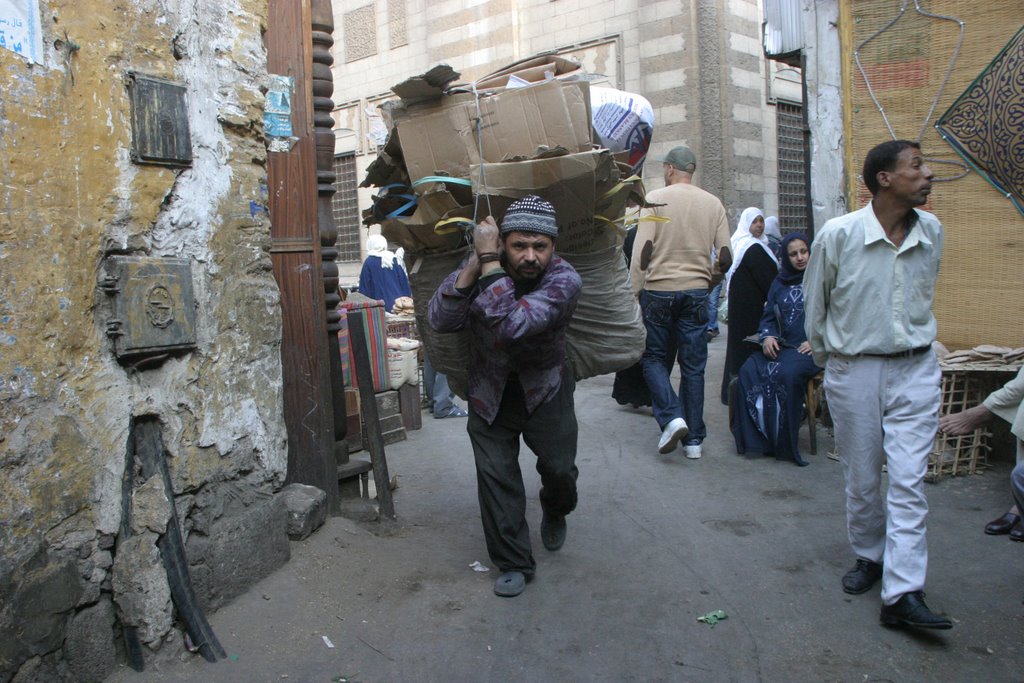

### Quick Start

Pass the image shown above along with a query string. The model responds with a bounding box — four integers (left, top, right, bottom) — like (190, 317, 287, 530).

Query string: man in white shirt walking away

(803, 139, 952, 630)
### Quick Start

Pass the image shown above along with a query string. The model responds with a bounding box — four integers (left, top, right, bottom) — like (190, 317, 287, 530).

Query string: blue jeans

(706, 282, 722, 332)
(640, 289, 709, 444)
(423, 356, 456, 416)
(1012, 461, 1024, 516)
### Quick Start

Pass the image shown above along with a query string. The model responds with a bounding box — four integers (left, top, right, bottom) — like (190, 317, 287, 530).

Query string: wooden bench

(805, 371, 825, 455)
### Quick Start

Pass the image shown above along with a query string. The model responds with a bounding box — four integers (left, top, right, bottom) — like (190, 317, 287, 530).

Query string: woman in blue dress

(731, 233, 822, 466)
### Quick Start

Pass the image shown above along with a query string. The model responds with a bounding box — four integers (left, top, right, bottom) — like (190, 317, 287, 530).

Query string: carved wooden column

(265, 0, 339, 513)
(310, 0, 350, 472)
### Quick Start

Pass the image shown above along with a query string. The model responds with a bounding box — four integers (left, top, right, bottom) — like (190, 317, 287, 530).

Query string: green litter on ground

(697, 609, 728, 627)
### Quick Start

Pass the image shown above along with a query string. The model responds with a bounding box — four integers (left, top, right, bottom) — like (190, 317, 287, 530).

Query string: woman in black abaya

(720, 207, 778, 405)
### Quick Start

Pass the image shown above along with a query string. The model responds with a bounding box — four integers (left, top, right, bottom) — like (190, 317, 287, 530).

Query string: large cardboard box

(475, 54, 584, 89)
(363, 390, 407, 449)
(470, 148, 618, 254)
(396, 79, 593, 185)
(382, 91, 476, 129)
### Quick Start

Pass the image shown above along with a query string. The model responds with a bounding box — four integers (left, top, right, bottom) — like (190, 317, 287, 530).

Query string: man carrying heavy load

(428, 195, 583, 598)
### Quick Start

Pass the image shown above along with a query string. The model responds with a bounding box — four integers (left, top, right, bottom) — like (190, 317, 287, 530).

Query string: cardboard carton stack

(360, 54, 649, 396)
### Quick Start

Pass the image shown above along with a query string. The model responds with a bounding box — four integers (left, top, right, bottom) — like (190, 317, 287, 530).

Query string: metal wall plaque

(100, 256, 197, 362)
(127, 72, 193, 167)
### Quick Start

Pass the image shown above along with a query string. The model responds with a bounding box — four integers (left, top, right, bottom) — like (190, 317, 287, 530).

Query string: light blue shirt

(803, 202, 944, 367)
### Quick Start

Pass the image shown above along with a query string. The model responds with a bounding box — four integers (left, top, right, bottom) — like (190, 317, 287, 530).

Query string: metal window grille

(776, 101, 808, 231)
(332, 153, 361, 264)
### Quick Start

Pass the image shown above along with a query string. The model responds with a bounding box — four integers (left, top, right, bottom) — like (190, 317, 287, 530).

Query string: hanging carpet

(936, 25, 1024, 216)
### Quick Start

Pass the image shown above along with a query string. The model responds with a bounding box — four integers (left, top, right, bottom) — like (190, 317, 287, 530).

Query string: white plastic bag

(590, 87, 655, 176)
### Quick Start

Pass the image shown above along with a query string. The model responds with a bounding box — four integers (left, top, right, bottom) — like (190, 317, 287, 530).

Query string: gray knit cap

(500, 195, 558, 239)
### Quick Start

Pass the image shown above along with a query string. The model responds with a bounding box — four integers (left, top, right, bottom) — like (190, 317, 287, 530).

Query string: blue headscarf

(776, 233, 810, 286)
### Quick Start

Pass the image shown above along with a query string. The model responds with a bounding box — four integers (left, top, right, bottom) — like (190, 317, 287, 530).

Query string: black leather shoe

(842, 559, 883, 595)
(1010, 522, 1024, 542)
(880, 591, 952, 630)
(541, 513, 566, 551)
(984, 512, 1021, 535)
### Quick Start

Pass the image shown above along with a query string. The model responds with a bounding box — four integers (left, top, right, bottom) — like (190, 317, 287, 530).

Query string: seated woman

(720, 207, 778, 404)
(731, 233, 822, 466)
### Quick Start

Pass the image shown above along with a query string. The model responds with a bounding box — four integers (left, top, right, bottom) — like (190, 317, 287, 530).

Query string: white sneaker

(657, 417, 688, 454)
(684, 444, 703, 459)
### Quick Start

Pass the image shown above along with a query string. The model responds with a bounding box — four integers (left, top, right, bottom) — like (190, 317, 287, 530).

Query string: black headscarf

(776, 233, 810, 286)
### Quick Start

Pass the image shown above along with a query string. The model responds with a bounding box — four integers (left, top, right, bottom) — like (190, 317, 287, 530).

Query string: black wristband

(478, 252, 501, 264)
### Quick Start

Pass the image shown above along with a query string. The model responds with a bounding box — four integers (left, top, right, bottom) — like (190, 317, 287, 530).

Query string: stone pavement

(107, 335, 1023, 682)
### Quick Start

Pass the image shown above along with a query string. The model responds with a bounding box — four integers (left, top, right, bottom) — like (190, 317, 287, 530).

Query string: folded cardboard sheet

(471, 149, 615, 254)
(396, 79, 593, 185)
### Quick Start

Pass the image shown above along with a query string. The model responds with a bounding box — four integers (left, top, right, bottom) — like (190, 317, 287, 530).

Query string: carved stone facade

(388, 0, 408, 49)
(344, 5, 378, 63)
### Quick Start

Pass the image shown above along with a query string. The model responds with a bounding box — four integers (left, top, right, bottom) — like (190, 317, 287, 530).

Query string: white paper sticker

(0, 0, 43, 64)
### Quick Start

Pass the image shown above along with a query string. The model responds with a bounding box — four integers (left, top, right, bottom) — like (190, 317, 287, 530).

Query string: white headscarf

(725, 207, 777, 289)
(763, 215, 783, 258)
(366, 234, 405, 271)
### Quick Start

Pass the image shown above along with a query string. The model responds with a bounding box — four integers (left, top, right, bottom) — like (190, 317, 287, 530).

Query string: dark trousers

(466, 373, 579, 576)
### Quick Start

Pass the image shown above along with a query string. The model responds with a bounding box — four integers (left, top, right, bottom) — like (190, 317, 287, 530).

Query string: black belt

(861, 345, 931, 359)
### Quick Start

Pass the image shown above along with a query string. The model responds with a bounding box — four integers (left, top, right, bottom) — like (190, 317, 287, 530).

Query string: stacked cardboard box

(361, 54, 649, 394)
(344, 387, 408, 453)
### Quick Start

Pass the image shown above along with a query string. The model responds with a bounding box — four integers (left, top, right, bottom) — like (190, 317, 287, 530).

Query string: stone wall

(0, 0, 291, 680)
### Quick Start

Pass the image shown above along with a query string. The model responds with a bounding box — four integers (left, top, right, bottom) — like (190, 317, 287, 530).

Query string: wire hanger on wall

(854, 0, 970, 182)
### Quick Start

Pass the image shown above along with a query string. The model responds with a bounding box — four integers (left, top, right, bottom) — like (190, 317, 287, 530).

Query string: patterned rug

(936, 26, 1024, 216)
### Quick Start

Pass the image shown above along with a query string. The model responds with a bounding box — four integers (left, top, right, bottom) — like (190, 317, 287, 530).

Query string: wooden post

(265, 0, 339, 513)
(347, 310, 396, 520)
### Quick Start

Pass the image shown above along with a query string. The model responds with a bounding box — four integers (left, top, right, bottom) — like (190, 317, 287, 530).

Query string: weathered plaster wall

(0, 0, 289, 679)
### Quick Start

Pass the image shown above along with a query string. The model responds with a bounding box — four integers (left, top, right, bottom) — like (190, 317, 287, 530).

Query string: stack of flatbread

(937, 344, 1024, 369)
(391, 296, 415, 316)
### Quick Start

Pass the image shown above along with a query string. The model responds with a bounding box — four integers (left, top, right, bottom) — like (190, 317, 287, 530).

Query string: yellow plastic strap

(593, 213, 669, 232)
(434, 217, 475, 234)
(599, 175, 641, 201)
(593, 215, 627, 238)
(603, 214, 669, 225)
